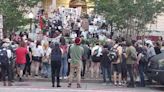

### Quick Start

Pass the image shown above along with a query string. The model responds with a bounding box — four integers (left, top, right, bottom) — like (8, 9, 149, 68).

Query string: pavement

(0, 79, 164, 92)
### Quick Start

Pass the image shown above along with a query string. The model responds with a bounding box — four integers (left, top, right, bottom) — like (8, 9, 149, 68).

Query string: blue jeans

(60, 54, 68, 77)
(42, 62, 51, 77)
(139, 63, 145, 87)
(101, 65, 112, 83)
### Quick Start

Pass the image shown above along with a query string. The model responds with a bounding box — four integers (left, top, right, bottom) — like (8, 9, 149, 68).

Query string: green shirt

(70, 44, 84, 64)
(126, 46, 136, 64)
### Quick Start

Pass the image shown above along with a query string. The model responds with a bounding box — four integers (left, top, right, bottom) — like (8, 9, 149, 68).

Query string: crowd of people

(0, 33, 163, 88)
(0, 9, 163, 88)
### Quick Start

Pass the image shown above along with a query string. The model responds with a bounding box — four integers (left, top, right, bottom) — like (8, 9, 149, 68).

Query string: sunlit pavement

(0, 81, 163, 92)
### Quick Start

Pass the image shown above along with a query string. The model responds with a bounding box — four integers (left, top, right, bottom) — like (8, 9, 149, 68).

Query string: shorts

(113, 63, 121, 73)
(32, 56, 42, 62)
(16, 64, 25, 70)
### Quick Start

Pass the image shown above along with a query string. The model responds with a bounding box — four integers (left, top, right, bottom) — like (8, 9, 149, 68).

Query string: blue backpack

(51, 49, 62, 61)
(0, 48, 8, 65)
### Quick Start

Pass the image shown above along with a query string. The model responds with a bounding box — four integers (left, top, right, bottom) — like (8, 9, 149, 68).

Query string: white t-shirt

(32, 45, 43, 57)
(43, 47, 52, 57)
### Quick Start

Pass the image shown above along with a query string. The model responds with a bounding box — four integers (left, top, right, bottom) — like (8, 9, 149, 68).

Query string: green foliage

(93, 0, 164, 34)
(0, 0, 41, 32)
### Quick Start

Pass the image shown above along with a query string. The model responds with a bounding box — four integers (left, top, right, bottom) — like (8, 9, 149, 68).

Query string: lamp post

(28, 12, 34, 32)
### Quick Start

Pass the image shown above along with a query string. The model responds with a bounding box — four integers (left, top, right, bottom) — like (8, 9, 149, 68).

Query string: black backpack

(108, 45, 119, 62)
(0, 48, 8, 65)
(51, 49, 62, 61)
(140, 48, 148, 63)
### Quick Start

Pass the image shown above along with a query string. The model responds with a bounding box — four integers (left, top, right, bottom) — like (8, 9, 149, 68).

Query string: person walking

(16, 41, 28, 81)
(51, 42, 62, 87)
(68, 37, 84, 88)
(23, 41, 32, 77)
(0, 39, 13, 86)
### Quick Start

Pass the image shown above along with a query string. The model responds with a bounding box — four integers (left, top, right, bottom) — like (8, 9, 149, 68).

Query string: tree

(0, 0, 41, 32)
(93, 0, 164, 37)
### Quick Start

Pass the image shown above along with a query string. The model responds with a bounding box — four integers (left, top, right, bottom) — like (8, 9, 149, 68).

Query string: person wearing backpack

(112, 39, 123, 86)
(125, 40, 137, 88)
(101, 44, 112, 84)
(91, 42, 102, 79)
(68, 37, 84, 88)
(0, 39, 13, 86)
(81, 39, 90, 79)
(51, 42, 62, 87)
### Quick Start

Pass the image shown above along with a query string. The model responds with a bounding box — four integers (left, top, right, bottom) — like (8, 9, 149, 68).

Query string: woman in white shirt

(41, 41, 51, 78)
(31, 41, 43, 76)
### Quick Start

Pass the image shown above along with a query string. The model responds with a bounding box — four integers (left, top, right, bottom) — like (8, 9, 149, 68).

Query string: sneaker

(114, 82, 117, 86)
(19, 78, 23, 82)
(60, 77, 62, 80)
(57, 85, 61, 87)
(118, 82, 122, 86)
(64, 76, 68, 79)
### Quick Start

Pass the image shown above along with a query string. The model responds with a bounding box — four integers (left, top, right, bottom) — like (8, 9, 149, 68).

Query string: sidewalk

(0, 81, 163, 92)
(22, 76, 103, 83)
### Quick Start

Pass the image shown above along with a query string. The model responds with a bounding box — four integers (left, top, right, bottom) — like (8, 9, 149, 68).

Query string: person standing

(101, 45, 112, 83)
(68, 37, 84, 88)
(51, 42, 62, 87)
(60, 37, 68, 79)
(81, 39, 90, 79)
(16, 41, 28, 81)
(145, 40, 156, 60)
(112, 39, 123, 86)
(136, 42, 147, 87)
(125, 40, 137, 88)
(42, 42, 51, 78)
(91, 42, 102, 78)
(73, 19, 81, 37)
(0, 39, 13, 86)
(154, 42, 161, 55)
(31, 41, 43, 76)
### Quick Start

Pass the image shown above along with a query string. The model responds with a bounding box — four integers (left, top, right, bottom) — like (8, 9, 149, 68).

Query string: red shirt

(16, 47, 28, 64)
